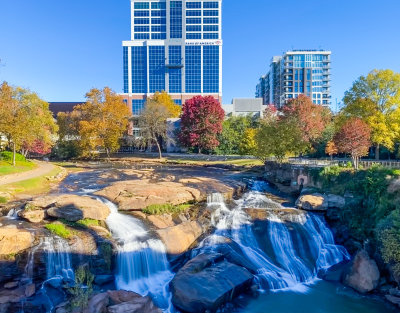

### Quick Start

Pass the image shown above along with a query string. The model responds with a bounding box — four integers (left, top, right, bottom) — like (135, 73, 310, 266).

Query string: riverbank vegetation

(0, 152, 37, 175)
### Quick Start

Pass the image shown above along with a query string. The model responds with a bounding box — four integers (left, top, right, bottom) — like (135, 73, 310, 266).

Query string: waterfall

(198, 181, 350, 292)
(102, 198, 174, 312)
(42, 236, 75, 281)
(7, 207, 22, 219)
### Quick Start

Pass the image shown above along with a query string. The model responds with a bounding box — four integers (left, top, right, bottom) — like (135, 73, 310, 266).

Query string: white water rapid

(102, 198, 174, 312)
(197, 181, 350, 292)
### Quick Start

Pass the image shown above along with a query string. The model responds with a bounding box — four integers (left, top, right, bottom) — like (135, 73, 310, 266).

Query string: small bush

(45, 223, 72, 239)
(143, 203, 191, 215)
(0, 151, 26, 162)
(69, 265, 94, 311)
(0, 196, 7, 204)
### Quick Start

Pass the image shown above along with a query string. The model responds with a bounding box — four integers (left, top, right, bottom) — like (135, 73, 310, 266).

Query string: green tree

(216, 115, 255, 155)
(342, 69, 400, 159)
(0, 82, 58, 165)
(137, 99, 169, 159)
(73, 87, 131, 157)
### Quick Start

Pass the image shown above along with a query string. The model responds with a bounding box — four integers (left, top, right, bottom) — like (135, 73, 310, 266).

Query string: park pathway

(0, 161, 56, 186)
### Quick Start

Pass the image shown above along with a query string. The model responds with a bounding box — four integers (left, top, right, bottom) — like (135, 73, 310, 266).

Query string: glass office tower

(121, 0, 223, 115)
(256, 50, 331, 109)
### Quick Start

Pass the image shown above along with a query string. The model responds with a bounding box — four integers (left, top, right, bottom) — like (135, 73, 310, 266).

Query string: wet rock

(156, 221, 204, 255)
(24, 284, 35, 297)
(84, 292, 110, 313)
(343, 250, 380, 293)
(389, 288, 400, 297)
(295, 194, 328, 211)
(171, 253, 253, 313)
(19, 209, 45, 223)
(327, 194, 346, 209)
(4, 281, 18, 289)
(385, 295, 400, 308)
(0, 227, 34, 256)
(147, 214, 176, 229)
(47, 206, 83, 222)
(318, 260, 350, 282)
(94, 275, 114, 286)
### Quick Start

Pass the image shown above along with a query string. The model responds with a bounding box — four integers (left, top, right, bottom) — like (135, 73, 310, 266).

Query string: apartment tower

(256, 50, 331, 108)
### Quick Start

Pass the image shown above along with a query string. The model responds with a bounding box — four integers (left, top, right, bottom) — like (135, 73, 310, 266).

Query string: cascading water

(197, 181, 350, 292)
(102, 197, 174, 312)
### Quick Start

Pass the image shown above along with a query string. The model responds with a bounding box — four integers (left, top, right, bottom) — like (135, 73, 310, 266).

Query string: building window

(186, 25, 201, 32)
(123, 47, 128, 93)
(134, 18, 149, 24)
(134, 2, 149, 9)
(151, 10, 166, 17)
(134, 10, 150, 17)
(132, 99, 146, 116)
(203, 46, 219, 93)
(203, 25, 218, 32)
(203, 18, 218, 24)
(169, 46, 182, 93)
(134, 33, 150, 40)
(186, 18, 201, 24)
(185, 46, 201, 93)
(149, 46, 165, 93)
(186, 10, 201, 16)
(134, 26, 150, 32)
(174, 99, 182, 105)
(131, 46, 147, 93)
(203, 2, 219, 8)
(203, 33, 218, 39)
(187, 2, 201, 8)
(170, 1, 182, 39)
(151, 2, 166, 9)
(151, 18, 166, 24)
(151, 33, 166, 39)
(187, 33, 202, 39)
(203, 10, 218, 16)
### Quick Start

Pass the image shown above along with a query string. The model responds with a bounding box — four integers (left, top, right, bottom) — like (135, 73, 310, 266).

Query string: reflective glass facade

(132, 99, 146, 115)
(123, 1, 222, 102)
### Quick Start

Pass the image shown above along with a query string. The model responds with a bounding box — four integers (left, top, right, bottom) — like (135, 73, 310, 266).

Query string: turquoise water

(240, 281, 397, 313)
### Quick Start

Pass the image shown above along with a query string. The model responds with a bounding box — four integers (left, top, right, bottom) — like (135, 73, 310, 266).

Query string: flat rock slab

(0, 227, 34, 256)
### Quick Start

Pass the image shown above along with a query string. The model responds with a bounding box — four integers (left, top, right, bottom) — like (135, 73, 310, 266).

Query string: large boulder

(343, 250, 380, 293)
(19, 209, 45, 223)
(156, 221, 204, 255)
(295, 193, 328, 211)
(96, 180, 201, 211)
(327, 194, 346, 209)
(171, 253, 253, 313)
(0, 227, 34, 256)
(25, 195, 110, 222)
(318, 260, 351, 282)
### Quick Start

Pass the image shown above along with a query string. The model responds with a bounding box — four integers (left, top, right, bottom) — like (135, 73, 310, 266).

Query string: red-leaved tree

(283, 95, 331, 146)
(179, 96, 225, 153)
(334, 117, 371, 169)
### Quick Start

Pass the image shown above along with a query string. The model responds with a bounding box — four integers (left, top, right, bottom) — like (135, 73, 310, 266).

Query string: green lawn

(167, 157, 263, 167)
(0, 160, 37, 176)
(0, 166, 63, 196)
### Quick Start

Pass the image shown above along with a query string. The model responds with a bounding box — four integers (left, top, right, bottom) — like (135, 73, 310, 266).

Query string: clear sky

(1, 0, 400, 109)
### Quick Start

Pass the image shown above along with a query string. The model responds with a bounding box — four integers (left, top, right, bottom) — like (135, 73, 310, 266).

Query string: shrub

(143, 203, 191, 215)
(45, 223, 72, 239)
(0, 151, 26, 162)
(77, 219, 100, 228)
(0, 196, 7, 204)
(69, 265, 94, 311)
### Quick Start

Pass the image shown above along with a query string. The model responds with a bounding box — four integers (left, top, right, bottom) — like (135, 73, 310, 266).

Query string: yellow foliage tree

(73, 87, 131, 157)
(325, 140, 338, 160)
(239, 128, 257, 156)
(342, 69, 400, 159)
(150, 91, 181, 118)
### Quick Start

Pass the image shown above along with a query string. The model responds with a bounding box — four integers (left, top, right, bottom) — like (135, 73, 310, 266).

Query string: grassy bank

(0, 166, 64, 197)
(0, 158, 37, 176)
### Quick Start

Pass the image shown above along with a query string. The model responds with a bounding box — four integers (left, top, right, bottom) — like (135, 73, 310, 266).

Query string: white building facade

(121, 0, 223, 115)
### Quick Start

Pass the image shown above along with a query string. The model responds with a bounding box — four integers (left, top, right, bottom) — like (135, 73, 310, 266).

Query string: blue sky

(1, 0, 400, 109)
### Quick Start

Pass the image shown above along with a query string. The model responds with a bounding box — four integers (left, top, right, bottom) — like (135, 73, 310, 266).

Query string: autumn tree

(342, 69, 400, 159)
(150, 91, 181, 118)
(325, 140, 338, 160)
(73, 87, 131, 157)
(179, 96, 225, 153)
(0, 82, 57, 165)
(283, 95, 331, 151)
(239, 128, 257, 156)
(137, 99, 170, 159)
(334, 118, 371, 169)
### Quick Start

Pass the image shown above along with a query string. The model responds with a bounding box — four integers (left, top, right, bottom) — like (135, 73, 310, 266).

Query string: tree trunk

(198, 147, 202, 155)
(13, 142, 16, 166)
(155, 139, 162, 159)
(375, 144, 380, 160)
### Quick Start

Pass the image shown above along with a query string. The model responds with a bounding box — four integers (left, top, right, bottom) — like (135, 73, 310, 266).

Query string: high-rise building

(121, 0, 223, 115)
(256, 50, 331, 108)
